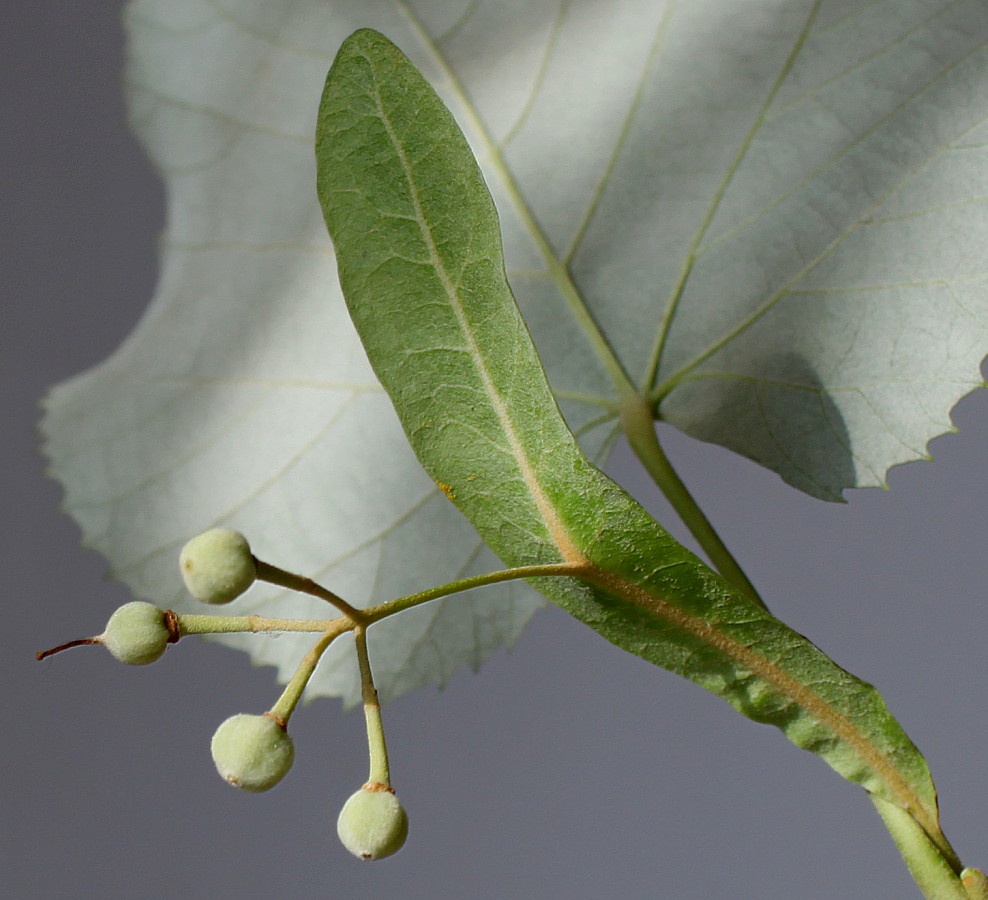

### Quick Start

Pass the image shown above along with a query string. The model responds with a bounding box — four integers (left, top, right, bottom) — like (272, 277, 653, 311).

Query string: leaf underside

(42, 0, 988, 701)
(315, 27, 949, 852)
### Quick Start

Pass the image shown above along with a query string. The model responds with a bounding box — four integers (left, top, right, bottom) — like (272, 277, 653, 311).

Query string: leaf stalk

(872, 796, 966, 899)
(619, 392, 766, 610)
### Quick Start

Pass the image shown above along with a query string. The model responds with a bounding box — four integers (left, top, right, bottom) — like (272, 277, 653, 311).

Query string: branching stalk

(255, 559, 363, 618)
(269, 620, 351, 724)
(363, 561, 588, 623)
(166, 563, 590, 728)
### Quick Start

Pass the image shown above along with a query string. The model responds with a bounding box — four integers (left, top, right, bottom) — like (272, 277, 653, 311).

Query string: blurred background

(4, 4, 987, 897)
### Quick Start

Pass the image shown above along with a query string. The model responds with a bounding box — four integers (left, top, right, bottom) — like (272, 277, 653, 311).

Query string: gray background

(4, 4, 987, 898)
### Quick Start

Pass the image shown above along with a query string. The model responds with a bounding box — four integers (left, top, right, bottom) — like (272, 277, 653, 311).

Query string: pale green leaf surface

(315, 28, 953, 851)
(44, 0, 988, 701)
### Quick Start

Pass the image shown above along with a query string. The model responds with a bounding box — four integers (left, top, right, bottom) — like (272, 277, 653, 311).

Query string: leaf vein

(643, 0, 825, 392)
(498, 0, 568, 150)
(369, 68, 583, 561)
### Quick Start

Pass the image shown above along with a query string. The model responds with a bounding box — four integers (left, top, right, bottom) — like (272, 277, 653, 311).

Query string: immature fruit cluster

(337, 786, 409, 860)
(102, 601, 171, 665)
(41, 524, 413, 863)
(179, 528, 256, 604)
(210, 713, 295, 792)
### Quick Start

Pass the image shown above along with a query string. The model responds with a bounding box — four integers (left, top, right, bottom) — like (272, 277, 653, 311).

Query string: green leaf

(42, 1, 988, 700)
(315, 27, 958, 862)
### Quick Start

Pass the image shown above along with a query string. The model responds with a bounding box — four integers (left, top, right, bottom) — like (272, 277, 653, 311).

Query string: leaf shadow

(664, 351, 856, 502)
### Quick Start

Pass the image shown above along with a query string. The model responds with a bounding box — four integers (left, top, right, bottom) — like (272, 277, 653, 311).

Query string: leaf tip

(338, 27, 400, 60)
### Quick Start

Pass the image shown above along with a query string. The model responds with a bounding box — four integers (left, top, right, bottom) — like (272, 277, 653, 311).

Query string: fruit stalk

(354, 625, 390, 787)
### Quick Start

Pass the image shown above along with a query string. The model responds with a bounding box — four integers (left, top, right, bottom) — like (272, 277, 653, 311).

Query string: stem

(872, 797, 967, 900)
(181, 563, 588, 745)
(363, 561, 587, 623)
(269, 620, 351, 724)
(254, 559, 363, 619)
(99, 563, 586, 645)
(354, 626, 390, 787)
(177, 613, 338, 635)
(619, 393, 766, 610)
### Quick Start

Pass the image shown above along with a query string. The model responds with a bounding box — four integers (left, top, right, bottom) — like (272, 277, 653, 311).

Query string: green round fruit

(179, 528, 256, 604)
(336, 786, 409, 860)
(102, 601, 170, 665)
(210, 713, 294, 792)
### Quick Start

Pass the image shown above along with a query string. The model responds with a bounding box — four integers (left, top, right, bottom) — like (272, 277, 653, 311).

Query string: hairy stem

(354, 625, 390, 787)
(364, 561, 587, 623)
(255, 559, 363, 618)
(269, 620, 351, 724)
(177, 613, 339, 635)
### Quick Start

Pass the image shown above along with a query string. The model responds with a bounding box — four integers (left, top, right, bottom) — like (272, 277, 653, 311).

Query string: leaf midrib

(583, 562, 950, 857)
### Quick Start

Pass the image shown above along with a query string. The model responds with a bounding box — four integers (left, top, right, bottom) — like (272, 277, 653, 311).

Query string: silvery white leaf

(43, 0, 988, 702)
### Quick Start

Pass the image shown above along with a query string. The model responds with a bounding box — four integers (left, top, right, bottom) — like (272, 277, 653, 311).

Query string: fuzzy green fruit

(179, 528, 256, 604)
(210, 713, 294, 792)
(102, 601, 170, 665)
(337, 786, 409, 860)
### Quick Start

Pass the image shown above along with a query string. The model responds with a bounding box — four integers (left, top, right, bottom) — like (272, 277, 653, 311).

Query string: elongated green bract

(316, 29, 953, 861)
